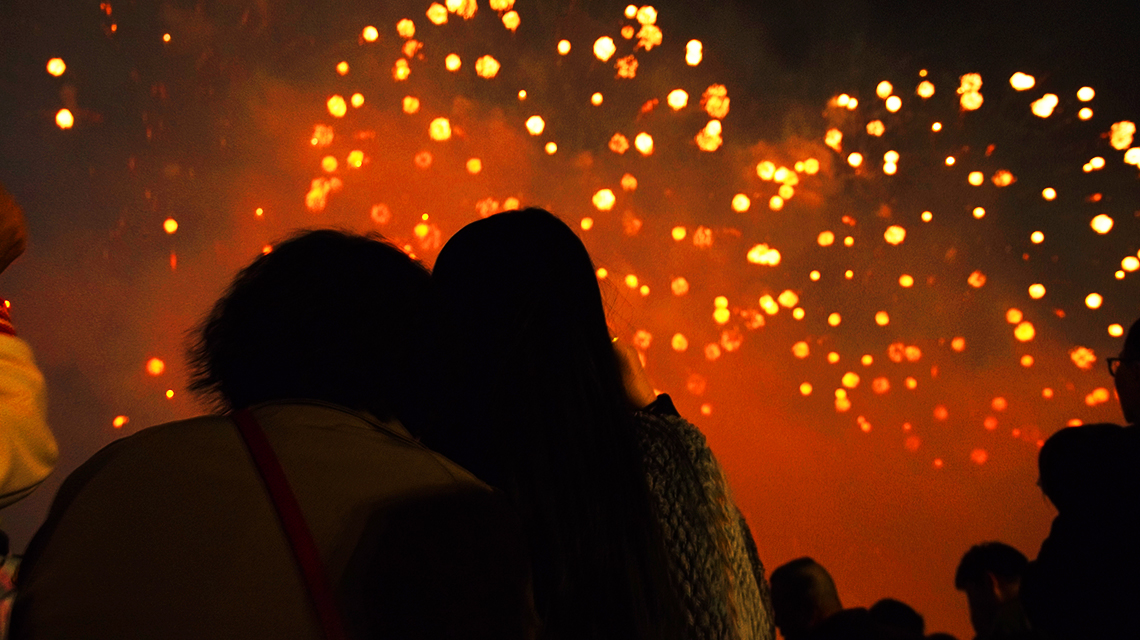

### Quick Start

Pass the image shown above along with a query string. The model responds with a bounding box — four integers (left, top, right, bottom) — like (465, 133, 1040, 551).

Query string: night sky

(2, 1, 1139, 637)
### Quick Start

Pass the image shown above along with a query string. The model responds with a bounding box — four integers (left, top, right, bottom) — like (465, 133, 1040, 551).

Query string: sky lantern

(46, 58, 66, 76)
(55, 108, 74, 129)
(594, 36, 617, 62)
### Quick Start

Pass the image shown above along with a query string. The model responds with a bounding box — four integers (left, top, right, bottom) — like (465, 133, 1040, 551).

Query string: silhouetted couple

(10, 209, 775, 640)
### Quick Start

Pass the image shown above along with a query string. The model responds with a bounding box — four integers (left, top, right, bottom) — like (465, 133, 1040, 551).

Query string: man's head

(955, 542, 1028, 636)
(1113, 318, 1140, 424)
(188, 229, 429, 422)
(770, 557, 843, 640)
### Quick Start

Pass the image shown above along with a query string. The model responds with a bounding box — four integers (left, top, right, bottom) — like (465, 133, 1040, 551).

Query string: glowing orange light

(666, 89, 688, 110)
(327, 95, 347, 118)
(804, 158, 820, 174)
(557, 40, 571, 55)
(349, 93, 365, 108)
(671, 277, 689, 296)
(799, 382, 813, 396)
(499, 10, 519, 30)
(393, 59, 411, 81)
(825, 128, 843, 152)
(1085, 292, 1103, 309)
(827, 312, 842, 327)
(361, 25, 380, 41)
(731, 194, 751, 212)
(885, 95, 901, 112)
(1123, 256, 1140, 272)
(1009, 72, 1035, 90)
(1031, 94, 1059, 118)
(1028, 284, 1046, 299)
(875, 81, 893, 99)
(972, 207, 986, 219)
(55, 108, 74, 129)
(1111, 121, 1136, 150)
(592, 188, 616, 211)
(1014, 321, 1035, 342)
(320, 155, 339, 173)
(670, 226, 687, 241)
(921, 211, 933, 222)
(685, 40, 702, 66)
(113, 415, 128, 428)
(1087, 213, 1114, 234)
(701, 85, 730, 118)
(828, 352, 841, 364)
(336, 61, 349, 75)
(163, 218, 178, 234)
(1109, 323, 1125, 337)
(593, 36, 617, 62)
(426, 3, 448, 24)
(146, 358, 166, 376)
(631, 132, 654, 155)
(427, 117, 451, 141)
(474, 55, 501, 78)
(916, 80, 934, 98)
(883, 225, 906, 245)
(162, 33, 171, 43)
(442, 53, 462, 72)
(931, 122, 942, 132)
(842, 372, 861, 389)
(1076, 86, 1095, 101)
(522, 115, 546, 136)
(590, 92, 604, 106)
(967, 271, 987, 289)
(899, 274, 914, 287)
(746, 244, 781, 266)
(46, 58, 66, 76)
(576, 217, 593, 231)
(866, 120, 885, 136)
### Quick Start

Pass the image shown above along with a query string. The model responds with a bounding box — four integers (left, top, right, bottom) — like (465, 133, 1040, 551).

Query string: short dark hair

(1123, 318, 1140, 360)
(869, 598, 924, 637)
(188, 229, 429, 421)
(955, 542, 1028, 590)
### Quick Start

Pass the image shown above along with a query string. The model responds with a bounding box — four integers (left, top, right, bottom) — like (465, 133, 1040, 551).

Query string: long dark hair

(427, 209, 685, 639)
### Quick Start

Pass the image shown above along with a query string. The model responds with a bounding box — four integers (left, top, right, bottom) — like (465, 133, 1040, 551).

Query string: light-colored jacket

(11, 401, 535, 639)
(0, 335, 57, 508)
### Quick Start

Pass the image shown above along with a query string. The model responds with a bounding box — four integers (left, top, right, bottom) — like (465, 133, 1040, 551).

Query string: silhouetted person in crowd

(426, 208, 774, 640)
(0, 184, 58, 508)
(955, 543, 1034, 640)
(1019, 318, 1140, 639)
(770, 557, 843, 640)
(11, 230, 535, 639)
(870, 598, 925, 640)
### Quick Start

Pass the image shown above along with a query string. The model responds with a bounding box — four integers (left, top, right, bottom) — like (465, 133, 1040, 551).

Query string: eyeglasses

(1107, 357, 1136, 377)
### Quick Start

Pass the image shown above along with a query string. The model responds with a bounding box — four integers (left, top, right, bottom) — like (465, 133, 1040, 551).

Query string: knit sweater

(634, 406, 775, 640)
(0, 306, 58, 508)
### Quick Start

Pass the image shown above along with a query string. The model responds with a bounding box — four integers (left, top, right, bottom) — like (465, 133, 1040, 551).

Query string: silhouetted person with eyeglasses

(1021, 319, 1140, 639)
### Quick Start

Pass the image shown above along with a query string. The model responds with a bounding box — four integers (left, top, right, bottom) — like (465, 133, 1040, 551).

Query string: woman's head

(429, 208, 682, 639)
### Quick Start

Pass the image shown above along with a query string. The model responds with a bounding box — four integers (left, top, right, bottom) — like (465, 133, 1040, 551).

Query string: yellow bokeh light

(1085, 293, 1103, 309)
(685, 40, 702, 66)
(46, 58, 66, 76)
(634, 132, 654, 155)
(635, 5, 657, 24)
(1109, 324, 1124, 337)
(393, 59, 411, 80)
(1123, 256, 1140, 272)
(327, 95, 348, 118)
(778, 290, 800, 308)
(350, 93, 365, 108)
(518, 90, 527, 100)
(592, 188, 616, 211)
(1117, 270, 1127, 280)
(1090, 214, 1114, 234)
(847, 152, 863, 168)
(972, 207, 986, 219)
(526, 115, 546, 136)
(321, 155, 338, 172)
(1031, 94, 1059, 118)
(883, 162, 897, 175)
(932, 122, 942, 132)
(625, 274, 639, 289)
(875, 311, 890, 326)
(1077, 86, 1095, 101)
(426, 3, 448, 24)
(363, 25, 380, 41)
(545, 141, 558, 155)
(1028, 284, 1046, 299)
(347, 150, 365, 168)
(591, 92, 604, 106)
(580, 217, 593, 231)
(713, 308, 731, 325)
(916, 81, 935, 98)
(714, 296, 729, 309)
(968, 271, 987, 288)
(609, 133, 630, 154)
(828, 312, 842, 327)
(475, 55, 501, 78)
(1042, 188, 1056, 200)
(443, 53, 462, 72)
(671, 277, 689, 296)
(1111, 121, 1136, 150)
(162, 218, 178, 234)
(746, 244, 781, 266)
(1007, 308, 1024, 324)
(756, 161, 776, 181)
(828, 352, 841, 364)
(883, 225, 906, 245)
(817, 231, 835, 247)
(146, 357, 166, 376)
(842, 372, 861, 389)
(671, 226, 687, 241)
(336, 61, 349, 75)
(620, 174, 638, 191)
(843, 238, 854, 249)
(1009, 72, 1035, 90)
(55, 108, 74, 129)
(731, 194, 751, 212)
(876, 81, 893, 99)
(885, 95, 901, 112)
(671, 333, 689, 352)
(1014, 321, 1036, 342)
(1077, 107, 1093, 120)
(800, 382, 813, 396)
(968, 171, 984, 186)
(884, 150, 900, 163)
(596, 267, 608, 279)
(466, 158, 482, 174)
(702, 85, 730, 118)
(593, 36, 617, 62)
(1031, 231, 1044, 243)
(899, 274, 914, 287)
(667, 89, 689, 110)
(810, 270, 821, 281)
(429, 117, 452, 141)
(402, 96, 420, 114)
(557, 40, 571, 55)
(1021, 355, 1034, 367)
(921, 211, 933, 222)
(502, 11, 521, 31)
(113, 415, 129, 428)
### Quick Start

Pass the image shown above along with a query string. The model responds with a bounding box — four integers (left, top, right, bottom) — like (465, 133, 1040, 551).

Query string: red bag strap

(233, 409, 348, 640)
